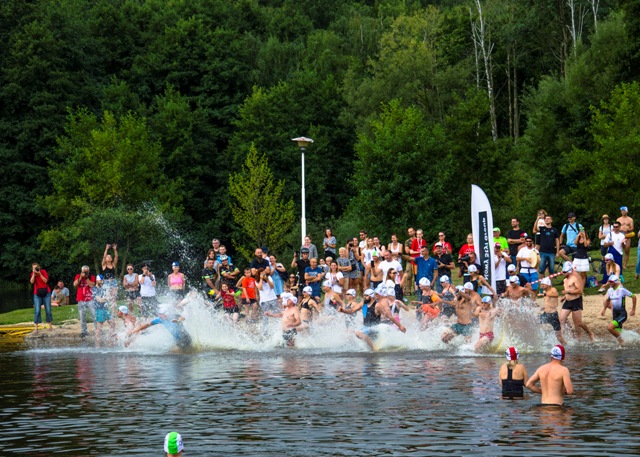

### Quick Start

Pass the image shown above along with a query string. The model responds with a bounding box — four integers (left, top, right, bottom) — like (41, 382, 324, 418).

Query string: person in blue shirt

(304, 257, 325, 300)
(404, 246, 438, 299)
(558, 212, 584, 262)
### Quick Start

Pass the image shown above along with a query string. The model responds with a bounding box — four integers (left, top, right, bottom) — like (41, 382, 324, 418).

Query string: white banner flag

(471, 185, 496, 291)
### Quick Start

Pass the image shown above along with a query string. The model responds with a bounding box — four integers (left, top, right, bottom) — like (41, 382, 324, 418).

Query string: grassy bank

(0, 306, 82, 326)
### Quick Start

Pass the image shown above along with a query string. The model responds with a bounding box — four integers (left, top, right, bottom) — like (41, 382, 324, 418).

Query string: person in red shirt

(237, 267, 258, 321)
(432, 231, 453, 254)
(409, 229, 428, 258)
(30, 262, 52, 332)
(74, 265, 96, 338)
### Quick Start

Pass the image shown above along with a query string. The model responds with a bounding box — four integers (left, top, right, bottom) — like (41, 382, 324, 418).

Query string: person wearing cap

(599, 252, 621, 292)
(473, 295, 501, 352)
(219, 255, 240, 291)
(516, 234, 540, 294)
(560, 261, 595, 341)
(526, 345, 574, 406)
(292, 248, 311, 294)
(506, 218, 526, 259)
(410, 278, 440, 329)
(298, 286, 322, 329)
(433, 243, 454, 293)
(74, 265, 96, 338)
(92, 275, 115, 344)
(168, 262, 186, 300)
(494, 242, 512, 295)
(436, 276, 457, 318)
(506, 264, 527, 291)
(441, 282, 479, 343)
(538, 277, 566, 345)
(617, 206, 634, 269)
(164, 431, 184, 456)
(338, 287, 406, 351)
(558, 212, 584, 263)
(536, 215, 560, 278)
(601, 275, 636, 345)
(499, 346, 528, 399)
(128, 303, 192, 350)
(116, 305, 137, 330)
(502, 275, 535, 303)
(468, 264, 496, 297)
(493, 227, 508, 250)
(265, 292, 301, 347)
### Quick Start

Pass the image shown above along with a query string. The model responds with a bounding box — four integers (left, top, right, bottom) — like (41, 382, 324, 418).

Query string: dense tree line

(1, 0, 639, 283)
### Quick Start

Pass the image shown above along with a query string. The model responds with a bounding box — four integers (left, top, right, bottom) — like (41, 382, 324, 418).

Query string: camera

(35, 267, 40, 272)
(347, 242, 353, 247)
(457, 255, 470, 265)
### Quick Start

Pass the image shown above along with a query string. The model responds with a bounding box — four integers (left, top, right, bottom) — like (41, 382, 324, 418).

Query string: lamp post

(291, 136, 314, 247)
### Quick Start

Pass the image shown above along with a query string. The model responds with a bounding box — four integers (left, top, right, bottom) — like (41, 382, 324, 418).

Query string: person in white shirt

(379, 250, 403, 284)
(516, 235, 539, 293)
(138, 264, 157, 317)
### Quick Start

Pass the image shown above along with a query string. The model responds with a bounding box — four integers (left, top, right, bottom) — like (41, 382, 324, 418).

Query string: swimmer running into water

(128, 303, 192, 350)
(265, 292, 301, 347)
(473, 295, 501, 352)
(526, 344, 574, 406)
(538, 277, 567, 346)
(339, 287, 406, 351)
(441, 282, 479, 344)
(601, 274, 636, 345)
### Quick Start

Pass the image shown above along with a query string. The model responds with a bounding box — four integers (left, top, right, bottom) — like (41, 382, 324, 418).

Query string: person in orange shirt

(237, 267, 258, 321)
(411, 277, 440, 329)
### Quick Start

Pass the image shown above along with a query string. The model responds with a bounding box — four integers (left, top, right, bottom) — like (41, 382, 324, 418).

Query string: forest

(1, 0, 639, 283)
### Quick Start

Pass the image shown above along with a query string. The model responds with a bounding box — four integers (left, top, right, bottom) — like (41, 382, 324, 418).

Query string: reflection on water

(1, 347, 640, 456)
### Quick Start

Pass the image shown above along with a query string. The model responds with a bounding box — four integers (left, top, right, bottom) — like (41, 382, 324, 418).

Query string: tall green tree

(39, 109, 183, 272)
(228, 145, 295, 260)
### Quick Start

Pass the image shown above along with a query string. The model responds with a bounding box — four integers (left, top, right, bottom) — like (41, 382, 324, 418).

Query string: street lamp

(291, 136, 314, 247)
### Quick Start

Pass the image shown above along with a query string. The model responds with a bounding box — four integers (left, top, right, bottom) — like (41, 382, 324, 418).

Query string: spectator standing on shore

(537, 216, 560, 278)
(122, 264, 140, 312)
(617, 206, 635, 270)
(323, 228, 337, 259)
(598, 214, 612, 259)
(30, 262, 52, 332)
(101, 244, 118, 312)
(301, 235, 319, 261)
(506, 218, 526, 260)
(138, 264, 157, 317)
(74, 265, 96, 338)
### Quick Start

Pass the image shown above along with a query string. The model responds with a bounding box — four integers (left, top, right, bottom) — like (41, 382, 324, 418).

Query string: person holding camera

(30, 262, 53, 332)
(138, 264, 157, 317)
(433, 243, 454, 293)
(74, 265, 96, 338)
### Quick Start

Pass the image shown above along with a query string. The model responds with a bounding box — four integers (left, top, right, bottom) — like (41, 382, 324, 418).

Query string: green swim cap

(164, 431, 183, 454)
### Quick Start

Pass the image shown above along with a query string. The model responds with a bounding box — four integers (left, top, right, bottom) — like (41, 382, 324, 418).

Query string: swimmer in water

(526, 344, 574, 406)
(128, 303, 192, 350)
(600, 274, 636, 345)
(265, 292, 301, 347)
(441, 282, 479, 344)
(410, 278, 440, 329)
(338, 287, 406, 351)
(473, 295, 501, 352)
(560, 261, 595, 341)
(164, 431, 184, 456)
(538, 277, 566, 345)
(298, 286, 323, 331)
(499, 346, 528, 399)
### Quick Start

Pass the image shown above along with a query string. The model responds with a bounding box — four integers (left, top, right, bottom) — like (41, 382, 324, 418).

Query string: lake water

(2, 299, 640, 456)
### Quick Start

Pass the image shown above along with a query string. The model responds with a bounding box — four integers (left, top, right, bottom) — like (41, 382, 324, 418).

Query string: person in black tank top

(499, 346, 529, 399)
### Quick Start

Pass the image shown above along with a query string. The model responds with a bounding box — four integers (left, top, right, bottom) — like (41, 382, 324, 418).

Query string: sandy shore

(7, 295, 636, 346)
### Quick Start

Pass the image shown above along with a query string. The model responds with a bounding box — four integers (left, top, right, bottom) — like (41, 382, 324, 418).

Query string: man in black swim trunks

(338, 287, 406, 351)
(560, 261, 594, 341)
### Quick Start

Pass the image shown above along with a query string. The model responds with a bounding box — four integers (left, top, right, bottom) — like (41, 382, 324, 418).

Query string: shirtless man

(617, 206, 634, 269)
(526, 345, 574, 406)
(265, 292, 301, 347)
(538, 277, 566, 345)
(338, 287, 406, 351)
(474, 295, 501, 352)
(600, 274, 636, 345)
(502, 276, 535, 303)
(441, 282, 479, 343)
(560, 261, 595, 341)
(369, 253, 384, 289)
